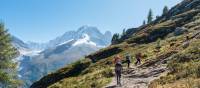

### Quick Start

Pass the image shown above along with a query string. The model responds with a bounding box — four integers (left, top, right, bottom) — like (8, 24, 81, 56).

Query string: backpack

(115, 63, 122, 72)
(126, 56, 131, 63)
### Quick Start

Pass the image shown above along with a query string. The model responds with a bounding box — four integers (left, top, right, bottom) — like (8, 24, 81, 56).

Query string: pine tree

(0, 23, 20, 88)
(147, 9, 153, 24)
(122, 29, 126, 37)
(143, 20, 146, 25)
(120, 29, 127, 41)
(163, 6, 169, 15)
(111, 33, 120, 44)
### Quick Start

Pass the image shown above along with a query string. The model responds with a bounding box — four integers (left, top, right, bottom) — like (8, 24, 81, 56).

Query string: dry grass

(149, 39, 200, 88)
(48, 68, 113, 88)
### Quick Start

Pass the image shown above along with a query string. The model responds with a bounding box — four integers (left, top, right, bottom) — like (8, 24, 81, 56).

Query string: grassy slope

(149, 39, 200, 88)
(31, 0, 200, 88)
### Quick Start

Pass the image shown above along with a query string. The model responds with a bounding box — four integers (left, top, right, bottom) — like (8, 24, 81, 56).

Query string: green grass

(49, 68, 113, 88)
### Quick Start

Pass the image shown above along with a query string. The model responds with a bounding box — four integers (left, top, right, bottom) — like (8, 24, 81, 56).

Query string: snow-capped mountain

(12, 25, 112, 88)
(26, 25, 112, 50)
(11, 36, 29, 51)
(26, 42, 46, 51)
(47, 25, 112, 48)
(11, 36, 41, 56)
(72, 34, 97, 46)
(11, 36, 42, 87)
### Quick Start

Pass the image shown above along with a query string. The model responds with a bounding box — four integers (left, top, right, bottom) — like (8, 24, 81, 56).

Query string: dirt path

(105, 64, 167, 88)
(105, 51, 177, 88)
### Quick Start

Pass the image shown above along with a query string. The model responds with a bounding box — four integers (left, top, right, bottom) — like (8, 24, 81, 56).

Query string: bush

(101, 68, 114, 78)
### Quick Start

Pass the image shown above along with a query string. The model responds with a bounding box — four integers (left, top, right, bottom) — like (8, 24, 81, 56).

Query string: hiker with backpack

(113, 55, 123, 86)
(125, 53, 131, 68)
(135, 53, 142, 66)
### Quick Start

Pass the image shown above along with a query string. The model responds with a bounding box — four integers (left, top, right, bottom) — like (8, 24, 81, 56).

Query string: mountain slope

(31, 0, 200, 88)
(11, 36, 43, 87)
(46, 25, 112, 48)
(11, 36, 29, 52)
(26, 25, 112, 50)
(16, 26, 112, 87)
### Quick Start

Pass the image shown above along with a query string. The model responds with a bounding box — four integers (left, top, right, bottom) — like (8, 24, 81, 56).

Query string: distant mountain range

(26, 25, 112, 50)
(11, 25, 112, 88)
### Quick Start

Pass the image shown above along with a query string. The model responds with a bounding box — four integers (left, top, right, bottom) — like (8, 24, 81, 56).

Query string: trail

(105, 64, 167, 88)
(105, 51, 177, 88)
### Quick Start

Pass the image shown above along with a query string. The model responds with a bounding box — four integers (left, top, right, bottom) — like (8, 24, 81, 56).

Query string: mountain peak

(77, 25, 100, 34)
(104, 31, 112, 36)
(45, 25, 112, 48)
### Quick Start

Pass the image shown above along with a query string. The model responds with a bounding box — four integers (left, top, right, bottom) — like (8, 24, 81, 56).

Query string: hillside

(31, 0, 200, 88)
(12, 26, 112, 87)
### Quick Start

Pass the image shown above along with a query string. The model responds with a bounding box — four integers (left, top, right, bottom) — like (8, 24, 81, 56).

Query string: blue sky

(0, 0, 182, 43)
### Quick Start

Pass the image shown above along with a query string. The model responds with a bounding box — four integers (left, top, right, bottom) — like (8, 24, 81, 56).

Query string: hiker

(135, 53, 142, 65)
(125, 53, 131, 68)
(182, 36, 190, 48)
(113, 55, 123, 86)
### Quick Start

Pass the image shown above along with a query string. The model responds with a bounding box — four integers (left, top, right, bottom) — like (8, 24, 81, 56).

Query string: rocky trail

(105, 51, 178, 88)
(105, 64, 167, 88)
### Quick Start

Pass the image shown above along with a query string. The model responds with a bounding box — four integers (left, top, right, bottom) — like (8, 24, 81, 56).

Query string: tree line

(112, 6, 169, 44)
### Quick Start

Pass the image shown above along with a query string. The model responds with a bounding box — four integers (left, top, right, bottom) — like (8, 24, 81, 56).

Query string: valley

(12, 26, 112, 87)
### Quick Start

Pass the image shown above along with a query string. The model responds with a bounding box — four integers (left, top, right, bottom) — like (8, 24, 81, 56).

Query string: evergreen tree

(163, 6, 169, 15)
(122, 29, 126, 37)
(147, 9, 153, 24)
(0, 23, 20, 88)
(120, 29, 127, 41)
(111, 33, 120, 44)
(143, 20, 146, 25)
